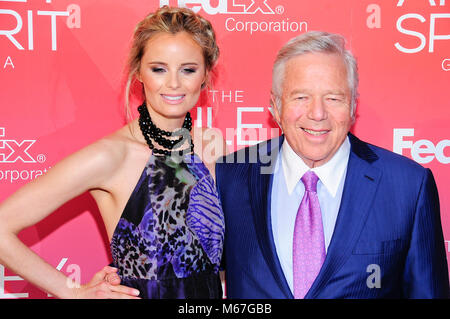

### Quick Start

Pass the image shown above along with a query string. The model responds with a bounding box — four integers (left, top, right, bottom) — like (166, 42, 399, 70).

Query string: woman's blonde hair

(124, 6, 220, 121)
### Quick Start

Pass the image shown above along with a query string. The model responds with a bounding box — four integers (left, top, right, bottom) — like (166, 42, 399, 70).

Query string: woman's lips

(161, 94, 185, 104)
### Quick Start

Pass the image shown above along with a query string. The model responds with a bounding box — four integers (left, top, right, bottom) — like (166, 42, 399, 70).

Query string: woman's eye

(151, 67, 165, 73)
(182, 68, 196, 74)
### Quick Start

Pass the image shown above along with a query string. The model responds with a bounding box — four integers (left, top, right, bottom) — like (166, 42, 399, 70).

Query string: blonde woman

(0, 6, 226, 299)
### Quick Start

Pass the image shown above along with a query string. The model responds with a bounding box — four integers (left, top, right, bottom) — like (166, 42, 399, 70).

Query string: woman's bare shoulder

(58, 122, 146, 187)
(89, 122, 148, 172)
(193, 127, 229, 180)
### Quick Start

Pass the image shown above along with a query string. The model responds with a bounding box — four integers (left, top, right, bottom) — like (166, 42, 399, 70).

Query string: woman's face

(138, 31, 206, 127)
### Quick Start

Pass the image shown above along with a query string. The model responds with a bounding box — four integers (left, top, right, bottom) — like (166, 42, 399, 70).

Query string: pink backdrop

(0, 0, 449, 298)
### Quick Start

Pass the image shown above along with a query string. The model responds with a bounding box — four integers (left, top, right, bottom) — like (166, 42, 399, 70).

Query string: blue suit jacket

(215, 134, 449, 298)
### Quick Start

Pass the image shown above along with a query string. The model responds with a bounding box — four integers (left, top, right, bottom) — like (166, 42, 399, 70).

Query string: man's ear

(270, 92, 282, 126)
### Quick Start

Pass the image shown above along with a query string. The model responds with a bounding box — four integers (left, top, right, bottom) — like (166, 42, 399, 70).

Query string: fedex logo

(159, 0, 276, 15)
(0, 127, 41, 163)
(393, 128, 449, 164)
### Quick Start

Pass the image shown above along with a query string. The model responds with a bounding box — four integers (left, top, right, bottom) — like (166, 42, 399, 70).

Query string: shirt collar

(281, 136, 350, 197)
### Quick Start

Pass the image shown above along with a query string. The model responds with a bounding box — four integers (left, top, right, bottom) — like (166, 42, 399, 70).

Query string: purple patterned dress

(110, 153, 224, 298)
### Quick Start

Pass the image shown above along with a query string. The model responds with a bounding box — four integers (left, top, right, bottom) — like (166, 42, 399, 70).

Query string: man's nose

(307, 97, 327, 121)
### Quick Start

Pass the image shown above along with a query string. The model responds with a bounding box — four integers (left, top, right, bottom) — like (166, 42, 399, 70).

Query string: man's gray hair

(271, 31, 359, 118)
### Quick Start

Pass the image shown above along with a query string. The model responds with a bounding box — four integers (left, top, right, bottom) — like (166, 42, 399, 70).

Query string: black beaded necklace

(137, 102, 194, 156)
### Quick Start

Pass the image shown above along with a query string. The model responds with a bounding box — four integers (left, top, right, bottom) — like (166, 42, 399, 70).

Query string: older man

(215, 31, 449, 298)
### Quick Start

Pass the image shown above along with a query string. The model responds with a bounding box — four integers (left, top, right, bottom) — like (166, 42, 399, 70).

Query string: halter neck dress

(110, 153, 225, 298)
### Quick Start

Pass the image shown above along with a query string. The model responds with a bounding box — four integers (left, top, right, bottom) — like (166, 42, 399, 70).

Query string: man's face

(273, 52, 353, 168)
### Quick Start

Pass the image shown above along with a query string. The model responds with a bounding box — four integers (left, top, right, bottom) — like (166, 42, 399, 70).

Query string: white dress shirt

(270, 136, 350, 293)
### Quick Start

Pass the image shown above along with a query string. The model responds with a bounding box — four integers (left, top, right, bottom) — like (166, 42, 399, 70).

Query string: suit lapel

(248, 136, 293, 298)
(306, 133, 382, 298)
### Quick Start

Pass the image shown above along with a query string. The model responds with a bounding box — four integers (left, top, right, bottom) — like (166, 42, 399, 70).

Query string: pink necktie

(293, 171, 325, 299)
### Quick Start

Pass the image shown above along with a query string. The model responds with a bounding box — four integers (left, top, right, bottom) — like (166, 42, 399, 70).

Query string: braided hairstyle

(124, 6, 220, 120)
